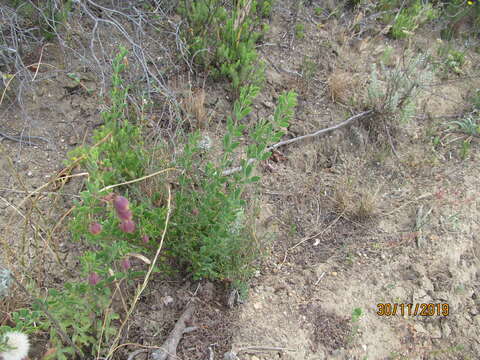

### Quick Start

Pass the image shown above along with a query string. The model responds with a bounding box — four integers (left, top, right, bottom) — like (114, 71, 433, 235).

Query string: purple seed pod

(117, 208, 133, 221)
(119, 219, 136, 233)
(121, 258, 131, 271)
(141, 235, 149, 243)
(88, 272, 101, 285)
(89, 222, 102, 235)
(114, 195, 130, 212)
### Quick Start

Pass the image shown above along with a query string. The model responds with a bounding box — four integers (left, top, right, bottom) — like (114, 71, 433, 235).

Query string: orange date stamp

(377, 303, 449, 317)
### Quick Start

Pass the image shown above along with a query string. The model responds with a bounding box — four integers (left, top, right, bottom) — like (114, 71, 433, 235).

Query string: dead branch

(222, 110, 374, 176)
(151, 304, 196, 360)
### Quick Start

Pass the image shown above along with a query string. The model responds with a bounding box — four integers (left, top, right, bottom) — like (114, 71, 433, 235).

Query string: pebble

(162, 296, 174, 307)
(224, 351, 239, 360)
(262, 100, 274, 109)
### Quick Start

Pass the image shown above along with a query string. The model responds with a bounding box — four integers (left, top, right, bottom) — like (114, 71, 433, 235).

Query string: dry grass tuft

(327, 70, 364, 106)
(182, 88, 207, 130)
(334, 178, 378, 221)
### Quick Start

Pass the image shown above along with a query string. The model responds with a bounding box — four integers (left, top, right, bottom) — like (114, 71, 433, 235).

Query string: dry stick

(31, 43, 50, 82)
(150, 304, 196, 360)
(0, 188, 81, 198)
(127, 349, 149, 360)
(9, 273, 84, 358)
(238, 346, 296, 353)
(106, 185, 172, 360)
(98, 168, 178, 193)
(222, 110, 374, 176)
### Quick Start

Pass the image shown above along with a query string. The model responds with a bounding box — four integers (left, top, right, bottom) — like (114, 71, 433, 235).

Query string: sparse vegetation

(2, 0, 480, 358)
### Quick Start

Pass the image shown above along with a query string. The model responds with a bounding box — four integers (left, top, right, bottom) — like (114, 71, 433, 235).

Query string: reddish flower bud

(142, 234, 149, 243)
(88, 272, 101, 285)
(89, 222, 102, 235)
(121, 258, 131, 271)
(114, 196, 130, 212)
(119, 219, 136, 233)
(117, 208, 133, 221)
(192, 208, 199, 216)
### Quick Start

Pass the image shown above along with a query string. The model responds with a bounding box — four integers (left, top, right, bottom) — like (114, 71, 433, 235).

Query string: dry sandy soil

(1, 1, 480, 359)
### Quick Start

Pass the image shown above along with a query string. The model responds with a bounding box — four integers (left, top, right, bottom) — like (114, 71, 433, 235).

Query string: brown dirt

(2, 1, 480, 360)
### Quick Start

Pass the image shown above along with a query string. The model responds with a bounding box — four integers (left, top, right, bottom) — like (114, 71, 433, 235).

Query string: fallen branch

(222, 110, 374, 176)
(151, 304, 196, 360)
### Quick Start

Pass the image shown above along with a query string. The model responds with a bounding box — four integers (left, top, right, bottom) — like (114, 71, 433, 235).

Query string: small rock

(262, 100, 274, 109)
(253, 302, 262, 310)
(68, 135, 78, 146)
(412, 289, 432, 304)
(162, 296, 174, 307)
(224, 351, 239, 360)
(331, 271, 337, 276)
(441, 322, 451, 338)
(27, 171, 33, 177)
(414, 323, 427, 334)
(409, 264, 425, 277)
(419, 277, 434, 293)
(426, 323, 442, 339)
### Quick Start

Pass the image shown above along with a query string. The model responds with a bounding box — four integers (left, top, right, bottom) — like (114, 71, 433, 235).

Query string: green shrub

(177, 0, 269, 94)
(169, 86, 297, 285)
(388, 0, 438, 39)
(367, 53, 432, 123)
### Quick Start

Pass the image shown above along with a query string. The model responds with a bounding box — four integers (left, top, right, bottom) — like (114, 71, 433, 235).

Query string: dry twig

(151, 304, 196, 360)
(223, 110, 374, 176)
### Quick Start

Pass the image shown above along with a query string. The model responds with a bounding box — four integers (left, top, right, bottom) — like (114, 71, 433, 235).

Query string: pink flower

(89, 222, 102, 235)
(119, 219, 136, 233)
(114, 196, 129, 212)
(121, 258, 131, 271)
(117, 208, 133, 221)
(142, 235, 149, 243)
(88, 272, 101, 285)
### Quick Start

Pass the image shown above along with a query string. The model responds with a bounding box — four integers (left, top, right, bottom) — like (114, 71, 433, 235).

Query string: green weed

(378, 0, 438, 39)
(178, 0, 269, 94)
(295, 23, 305, 39)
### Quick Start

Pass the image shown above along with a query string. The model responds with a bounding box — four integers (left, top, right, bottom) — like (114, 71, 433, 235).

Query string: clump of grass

(334, 178, 378, 221)
(378, 0, 438, 39)
(295, 23, 305, 39)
